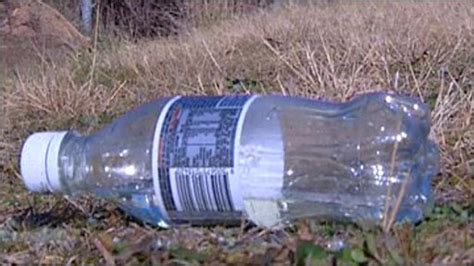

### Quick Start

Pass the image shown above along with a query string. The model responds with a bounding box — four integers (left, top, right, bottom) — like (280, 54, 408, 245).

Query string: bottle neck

(57, 131, 90, 195)
(57, 128, 154, 198)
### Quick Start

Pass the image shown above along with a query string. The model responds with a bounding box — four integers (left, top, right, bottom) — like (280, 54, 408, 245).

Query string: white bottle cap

(20, 131, 68, 193)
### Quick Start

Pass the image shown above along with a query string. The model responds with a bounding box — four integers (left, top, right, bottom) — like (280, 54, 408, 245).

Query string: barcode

(170, 168, 234, 212)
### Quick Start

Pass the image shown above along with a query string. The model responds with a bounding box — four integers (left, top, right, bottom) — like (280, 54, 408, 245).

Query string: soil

(0, 0, 90, 74)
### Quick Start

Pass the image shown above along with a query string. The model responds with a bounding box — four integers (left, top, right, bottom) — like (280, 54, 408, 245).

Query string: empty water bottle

(20, 92, 438, 228)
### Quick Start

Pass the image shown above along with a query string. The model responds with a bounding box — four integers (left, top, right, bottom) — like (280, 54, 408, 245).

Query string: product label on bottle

(152, 95, 257, 223)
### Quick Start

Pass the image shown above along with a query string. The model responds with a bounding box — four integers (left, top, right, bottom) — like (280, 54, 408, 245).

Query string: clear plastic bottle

(20, 93, 438, 228)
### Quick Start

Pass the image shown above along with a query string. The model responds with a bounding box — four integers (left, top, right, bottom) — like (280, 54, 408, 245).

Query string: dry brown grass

(0, 1, 473, 264)
(3, 0, 472, 199)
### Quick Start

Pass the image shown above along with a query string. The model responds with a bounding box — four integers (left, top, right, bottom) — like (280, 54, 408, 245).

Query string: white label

(170, 167, 234, 212)
(152, 95, 257, 222)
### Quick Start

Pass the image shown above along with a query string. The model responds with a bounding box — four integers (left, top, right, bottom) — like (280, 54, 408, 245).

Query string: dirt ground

(0, 0, 90, 76)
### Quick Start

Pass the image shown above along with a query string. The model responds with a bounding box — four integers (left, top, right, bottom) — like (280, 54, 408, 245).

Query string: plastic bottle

(19, 93, 438, 228)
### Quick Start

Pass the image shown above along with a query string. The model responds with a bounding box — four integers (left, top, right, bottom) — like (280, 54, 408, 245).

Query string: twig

(262, 37, 313, 86)
(65, 255, 78, 266)
(1, 251, 29, 264)
(87, 0, 101, 92)
(319, 33, 337, 90)
(196, 74, 208, 94)
(238, 217, 247, 240)
(382, 116, 403, 232)
(236, 226, 261, 244)
(387, 169, 412, 231)
(94, 238, 116, 266)
(408, 62, 423, 100)
(63, 195, 89, 216)
(103, 80, 127, 111)
(165, 259, 193, 266)
(202, 39, 223, 74)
